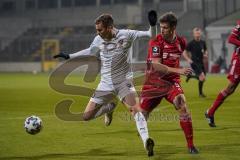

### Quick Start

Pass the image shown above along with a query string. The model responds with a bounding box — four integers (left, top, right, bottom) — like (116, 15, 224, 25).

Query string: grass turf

(0, 73, 239, 160)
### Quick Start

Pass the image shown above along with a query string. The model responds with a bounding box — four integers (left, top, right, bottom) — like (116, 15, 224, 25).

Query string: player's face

(160, 22, 175, 40)
(193, 30, 201, 40)
(96, 22, 112, 40)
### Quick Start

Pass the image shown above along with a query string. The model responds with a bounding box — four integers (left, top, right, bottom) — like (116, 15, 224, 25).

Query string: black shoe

(189, 146, 199, 154)
(104, 103, 116, 126)
(186, 75, 191, 83)
(199, 93, 206, 98)
(145, 138, 154, 157)
(205, 111, 216, 127)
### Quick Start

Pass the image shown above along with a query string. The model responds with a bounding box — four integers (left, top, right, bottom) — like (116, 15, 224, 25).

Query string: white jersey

(70, 28, 151, 90)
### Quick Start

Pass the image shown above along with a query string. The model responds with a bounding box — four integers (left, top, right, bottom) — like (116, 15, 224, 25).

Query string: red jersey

(145, 34, 186, 84)
(227, 21, 240, 83)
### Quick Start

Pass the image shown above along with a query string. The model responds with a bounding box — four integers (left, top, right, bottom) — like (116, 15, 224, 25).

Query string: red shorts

(140, 82, 184, 112)
(227, 54, 240, 83)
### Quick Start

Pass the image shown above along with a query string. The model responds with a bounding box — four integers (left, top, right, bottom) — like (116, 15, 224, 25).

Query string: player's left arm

(128, 10, 157, 40)
(128, 27, 156, 41)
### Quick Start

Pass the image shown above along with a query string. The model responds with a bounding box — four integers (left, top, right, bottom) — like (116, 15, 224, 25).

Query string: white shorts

(90, 79, 136, 105)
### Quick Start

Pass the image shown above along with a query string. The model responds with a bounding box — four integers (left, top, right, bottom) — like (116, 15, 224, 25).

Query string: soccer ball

(24, 115, 42, 135)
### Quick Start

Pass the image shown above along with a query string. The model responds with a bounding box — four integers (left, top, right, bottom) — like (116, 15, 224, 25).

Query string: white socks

(134, 112, 149, 147)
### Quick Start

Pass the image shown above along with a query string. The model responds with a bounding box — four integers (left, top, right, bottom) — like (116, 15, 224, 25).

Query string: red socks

(208, 91, 227, 116)
(179, 114, 194, 148)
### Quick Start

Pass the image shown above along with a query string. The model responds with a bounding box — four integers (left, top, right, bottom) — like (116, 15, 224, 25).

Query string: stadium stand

(0, 0, 239, 66)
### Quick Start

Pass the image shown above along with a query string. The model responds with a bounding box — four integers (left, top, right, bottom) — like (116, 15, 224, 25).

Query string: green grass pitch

(0, 73, 240, 160)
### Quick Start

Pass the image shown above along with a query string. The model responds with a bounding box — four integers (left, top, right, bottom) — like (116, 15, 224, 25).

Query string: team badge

(126, 83, 132, 88)
(152, 46, 159, 55)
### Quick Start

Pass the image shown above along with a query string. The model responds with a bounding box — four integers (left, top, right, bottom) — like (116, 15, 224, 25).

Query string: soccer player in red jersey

(140, 12, 199, 154)
(205, 20, 240, 127)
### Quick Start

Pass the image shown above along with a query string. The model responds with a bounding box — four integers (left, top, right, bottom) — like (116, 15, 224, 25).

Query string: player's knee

(199, 76, 205, 81)
(82, 113, 92, 121)
(141, 110, 150, 120)
(173, 94, 186, 110)
(200, 77, 205, 82)
(178, 106, 189, 115)
(226, 88, 235, 95)
(226, 85, 237, 95)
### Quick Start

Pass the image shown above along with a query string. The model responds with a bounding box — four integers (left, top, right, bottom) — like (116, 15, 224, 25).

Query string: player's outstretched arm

(53, 47, 99, 60)
(53, 52, 70, 60)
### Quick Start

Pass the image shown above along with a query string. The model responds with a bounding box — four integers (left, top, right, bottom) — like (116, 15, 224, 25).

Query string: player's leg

(104, 102, 116, 126)
(185, 74, 198, 82)
(118, 79, 154, 156)
(166, 83, 198, 154)
(206, 57, 240, 126)
(122, 93, 154, 157)
(172, 94, 198, 154)
(205, 81, 239, 127)
(82, 101, 116, 121)
(82, 91, 117, 122)
(140, 84, 165, 120)
(103, 97, 117, 126)
(186, 63, 199, 82)
(198, 72, 206, 97)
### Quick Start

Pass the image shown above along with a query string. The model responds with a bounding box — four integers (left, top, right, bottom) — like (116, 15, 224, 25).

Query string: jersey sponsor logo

(169, 53, 181, 58)
(163, 52, 181, 59)
(163, 52, 168, 59)
(152, 46, 160, 55)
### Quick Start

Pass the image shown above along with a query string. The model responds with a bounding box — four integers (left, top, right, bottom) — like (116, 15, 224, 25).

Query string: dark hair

(95, 13, 114, 28)
(159, 12, 177, 28)
(193, 27, 201, 32)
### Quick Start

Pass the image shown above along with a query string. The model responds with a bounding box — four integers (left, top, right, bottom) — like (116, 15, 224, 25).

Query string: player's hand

(180, 67, 193, 76)
(53, 52, 70, 60)
(148, 10, 157, 26)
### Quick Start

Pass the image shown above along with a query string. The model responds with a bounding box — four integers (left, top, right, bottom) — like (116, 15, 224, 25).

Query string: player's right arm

(151, 58, 192, 76)
(53, 36, 100, 60)
(147, 37, 192, 76)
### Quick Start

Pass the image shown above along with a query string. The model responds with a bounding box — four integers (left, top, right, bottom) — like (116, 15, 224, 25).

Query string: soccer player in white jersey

(54, 13, 156, 157)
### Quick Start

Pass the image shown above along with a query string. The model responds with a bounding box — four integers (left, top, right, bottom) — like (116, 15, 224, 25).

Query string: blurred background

(0, 0, 239, 73)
